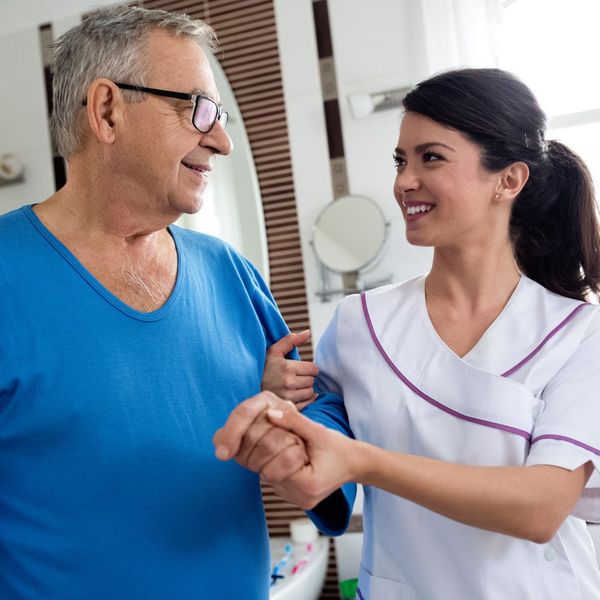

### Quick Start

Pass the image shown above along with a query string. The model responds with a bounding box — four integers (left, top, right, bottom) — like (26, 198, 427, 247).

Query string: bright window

(496, 0, 600, 187)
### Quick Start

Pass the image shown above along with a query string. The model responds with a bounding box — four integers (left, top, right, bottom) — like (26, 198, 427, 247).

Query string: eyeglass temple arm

(114, 83, 192, 101)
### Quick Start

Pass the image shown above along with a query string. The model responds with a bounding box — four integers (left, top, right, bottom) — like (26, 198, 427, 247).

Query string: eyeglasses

(114, 82, 229, 133)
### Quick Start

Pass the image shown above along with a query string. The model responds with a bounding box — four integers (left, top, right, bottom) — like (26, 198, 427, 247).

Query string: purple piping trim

(501, 303, 587, 377)
(361, 293, 532, 441)
(357, 588, 366, 600)
(532, 434, 600, 456)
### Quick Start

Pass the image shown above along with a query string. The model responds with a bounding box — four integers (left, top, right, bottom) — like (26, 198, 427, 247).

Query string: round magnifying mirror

(312, 195, 387, 273)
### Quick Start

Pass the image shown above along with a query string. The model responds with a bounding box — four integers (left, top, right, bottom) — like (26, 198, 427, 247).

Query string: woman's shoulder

(337, 275, 425, 318)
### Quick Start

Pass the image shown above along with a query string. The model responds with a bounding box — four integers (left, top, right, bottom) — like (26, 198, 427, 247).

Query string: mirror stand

(314, 253, 393, 302)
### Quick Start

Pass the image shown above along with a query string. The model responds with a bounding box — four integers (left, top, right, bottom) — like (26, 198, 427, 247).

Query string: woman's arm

(358, 443, 593, 543)
(265, 405, 594, 543)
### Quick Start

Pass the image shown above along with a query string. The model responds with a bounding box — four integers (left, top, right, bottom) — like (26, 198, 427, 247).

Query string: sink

(269, 536, 328, 600)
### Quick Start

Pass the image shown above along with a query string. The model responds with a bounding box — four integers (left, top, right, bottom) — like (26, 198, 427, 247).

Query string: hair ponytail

(511, 140, 600, 301)
(402, 68, 600, 302)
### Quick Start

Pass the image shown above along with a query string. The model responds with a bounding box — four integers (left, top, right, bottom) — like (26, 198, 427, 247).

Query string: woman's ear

(85, 78, 123, 146)
(498, 162, 530, 201)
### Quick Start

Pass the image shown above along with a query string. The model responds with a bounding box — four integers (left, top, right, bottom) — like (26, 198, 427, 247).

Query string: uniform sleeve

(526, 309, 600, 522)
(302, 306, 357, 535)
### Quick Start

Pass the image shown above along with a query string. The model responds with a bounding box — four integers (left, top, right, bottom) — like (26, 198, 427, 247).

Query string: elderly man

(0, 6, 327, 599)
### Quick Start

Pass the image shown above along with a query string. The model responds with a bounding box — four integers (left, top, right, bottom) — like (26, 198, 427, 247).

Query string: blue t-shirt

(0, 205, 298, 599)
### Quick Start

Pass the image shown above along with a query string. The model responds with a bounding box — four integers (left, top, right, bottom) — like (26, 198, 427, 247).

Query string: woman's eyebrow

(395, 142, 456, 155)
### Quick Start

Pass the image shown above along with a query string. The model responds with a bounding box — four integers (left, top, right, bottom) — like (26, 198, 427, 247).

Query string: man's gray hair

(50, 5, 217, 158)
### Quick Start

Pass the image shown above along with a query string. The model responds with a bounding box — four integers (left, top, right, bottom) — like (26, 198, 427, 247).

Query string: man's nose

(202, 121, 234, 156)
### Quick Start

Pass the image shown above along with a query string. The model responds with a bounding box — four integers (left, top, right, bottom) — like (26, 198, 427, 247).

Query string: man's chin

(172, 196, 204, 216)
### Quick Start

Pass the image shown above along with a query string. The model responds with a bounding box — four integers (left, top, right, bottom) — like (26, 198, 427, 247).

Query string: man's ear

(85, 78, 123, 146)
(498, 161, 530, 202)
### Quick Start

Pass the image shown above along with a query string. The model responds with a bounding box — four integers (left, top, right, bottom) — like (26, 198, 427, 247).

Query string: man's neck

(33, 180, 179, 313)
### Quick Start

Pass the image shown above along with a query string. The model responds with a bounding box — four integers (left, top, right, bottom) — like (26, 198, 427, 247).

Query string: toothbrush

(291, 543, 314, 575)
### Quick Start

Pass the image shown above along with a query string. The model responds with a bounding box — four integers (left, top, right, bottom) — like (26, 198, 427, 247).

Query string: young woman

(218, 68, 600, 598)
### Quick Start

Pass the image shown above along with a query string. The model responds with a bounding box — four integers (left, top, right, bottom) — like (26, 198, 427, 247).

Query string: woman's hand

(262, 331, 319, 409)
(264, 402, 362, 509)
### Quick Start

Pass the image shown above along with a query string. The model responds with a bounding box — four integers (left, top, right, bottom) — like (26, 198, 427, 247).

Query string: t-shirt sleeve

(302, 306, 357, 535)
(526, 308, 600, 522)
(245, 259, 300, 360)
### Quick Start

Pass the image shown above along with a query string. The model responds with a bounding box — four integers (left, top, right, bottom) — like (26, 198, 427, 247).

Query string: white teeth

(407, 204, 433, 215)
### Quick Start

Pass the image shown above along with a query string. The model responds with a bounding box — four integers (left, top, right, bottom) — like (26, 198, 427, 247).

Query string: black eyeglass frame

(110, 82, 228, 133)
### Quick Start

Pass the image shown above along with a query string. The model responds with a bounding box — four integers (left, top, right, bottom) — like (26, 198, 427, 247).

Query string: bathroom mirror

(312, 194, 388, 273)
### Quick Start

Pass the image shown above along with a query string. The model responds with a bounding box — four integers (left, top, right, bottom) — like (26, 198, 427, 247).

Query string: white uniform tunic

(316, 275, 600, 599)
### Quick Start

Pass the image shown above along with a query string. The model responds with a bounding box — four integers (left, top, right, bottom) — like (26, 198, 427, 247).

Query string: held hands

(213, 392, 358, 510)
(213, 392, 309, 483)
(264, 403, 358, 509)
(262, 331, 319, 410)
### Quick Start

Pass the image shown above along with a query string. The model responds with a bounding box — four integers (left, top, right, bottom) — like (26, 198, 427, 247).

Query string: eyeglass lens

(193, 97, 228, 132)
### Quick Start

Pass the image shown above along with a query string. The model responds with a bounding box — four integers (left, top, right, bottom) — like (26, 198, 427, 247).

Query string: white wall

(0, 0, 117, 214)
(0, 0, 119, 36)
(0, 26, 54, 214)
(275, 0, 434, 342)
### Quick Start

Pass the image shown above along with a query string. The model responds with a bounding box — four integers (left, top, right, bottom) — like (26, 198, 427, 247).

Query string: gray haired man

(0, 6, 319, 598)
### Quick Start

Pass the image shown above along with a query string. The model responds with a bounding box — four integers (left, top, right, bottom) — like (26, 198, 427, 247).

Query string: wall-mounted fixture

(347, 86, 412, 119)
(312, 194, 392, 301)
(0, 154, 25, 187)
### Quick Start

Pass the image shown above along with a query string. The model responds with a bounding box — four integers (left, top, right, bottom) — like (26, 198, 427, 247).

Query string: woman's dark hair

(402, 68, 600, 302)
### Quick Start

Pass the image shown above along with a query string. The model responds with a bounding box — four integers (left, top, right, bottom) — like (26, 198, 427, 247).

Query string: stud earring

(495, 193, 501, 199)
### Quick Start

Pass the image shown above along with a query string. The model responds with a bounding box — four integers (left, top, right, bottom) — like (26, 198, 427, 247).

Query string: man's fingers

(213, 392, 278, 460)
(246, 428, 307, 474)
(260, 441, 309, 483)
(235, 414, 275, 466)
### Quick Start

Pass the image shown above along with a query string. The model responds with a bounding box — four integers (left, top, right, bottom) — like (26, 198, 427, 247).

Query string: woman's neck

(426, 243, 520, 313)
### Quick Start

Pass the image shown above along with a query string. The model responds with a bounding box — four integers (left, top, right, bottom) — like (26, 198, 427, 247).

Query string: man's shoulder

(172, 225, 235, 255)
(172, 226, 263, 285)
(0, 206, 33, 251)
(0, 205, 27, 229)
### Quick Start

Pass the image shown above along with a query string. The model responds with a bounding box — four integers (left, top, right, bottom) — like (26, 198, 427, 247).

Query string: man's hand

(262, 331, 319, 410)
(213, 391, 309, 483)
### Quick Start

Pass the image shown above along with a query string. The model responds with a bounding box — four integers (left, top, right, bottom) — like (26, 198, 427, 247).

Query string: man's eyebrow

(394, 142, 456, 155)
(189, 88, 219, 103)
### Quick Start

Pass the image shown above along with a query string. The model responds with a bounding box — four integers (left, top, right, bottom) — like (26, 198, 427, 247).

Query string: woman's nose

(394, 166, 420, 197)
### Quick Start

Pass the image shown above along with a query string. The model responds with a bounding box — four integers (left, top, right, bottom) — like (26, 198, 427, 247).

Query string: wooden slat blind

(141, 0, 340, 597)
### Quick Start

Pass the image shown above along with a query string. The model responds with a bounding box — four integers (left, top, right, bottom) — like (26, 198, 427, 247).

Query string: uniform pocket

(358, 566, 418, 600)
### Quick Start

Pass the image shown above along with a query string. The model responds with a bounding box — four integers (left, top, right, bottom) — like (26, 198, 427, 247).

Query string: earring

(495, 193, 501, 199)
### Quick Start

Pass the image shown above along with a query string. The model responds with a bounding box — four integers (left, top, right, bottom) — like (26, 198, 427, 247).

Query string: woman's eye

(423, 151, 443, 163)
(393, 155, 406, 170)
